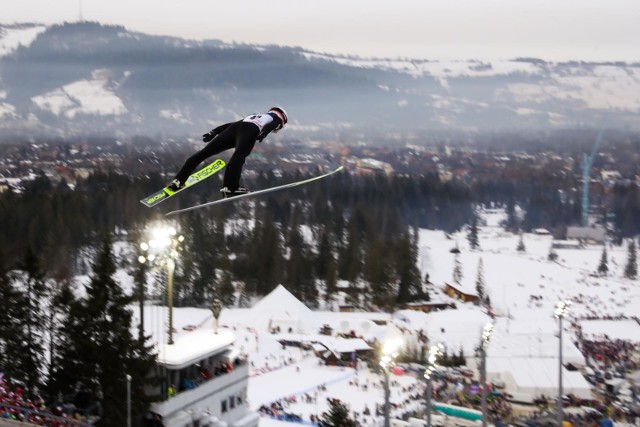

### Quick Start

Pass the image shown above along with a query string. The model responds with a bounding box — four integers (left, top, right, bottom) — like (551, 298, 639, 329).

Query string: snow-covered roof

(487, 357, 592, 399)
(488, 319, 585, 366)
(276, 333, 372, 354)
(129, 305, 237, 369)
(156, 329, 235, 370)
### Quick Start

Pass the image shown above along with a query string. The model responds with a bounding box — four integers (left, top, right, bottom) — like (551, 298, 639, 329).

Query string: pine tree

(319, 398, 359, 427)
(215, 226, 236, 307)
(190, 214, 217, 306)
(55, 233, 157, 426)
(467, 214, 480, 250)
(516, 233, 526, 252)
(247, 204, 284, 296)
(0, 251, 18, 371)
(285, 206, 317, 308)
(324, 258, 339, 304)
(505, 198, 519, 232)
(218, 270, 236, 306)
(475, 258, 485, 305)
(597, 246, 609, 276)
(395, 228, 423, 304)
(624, 239, 637, 279)
(452, 253, 463, 285)
(339, 205, 366, 282)
(6, 247, 47, 397)
(363, 237, 392, 308)
(316, 225, 338, 303)
(319, 223, 340, 304)
(44, 278, 77, 401)
(237, 283, 251, 308)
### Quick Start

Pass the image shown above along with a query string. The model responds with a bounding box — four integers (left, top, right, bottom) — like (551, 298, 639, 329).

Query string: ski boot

(166, 179, 185, 192)
(220, 186, 250, 198)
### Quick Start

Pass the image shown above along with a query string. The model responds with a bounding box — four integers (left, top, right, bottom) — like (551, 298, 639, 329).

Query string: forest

(1, 164, 639, 311)
(1, 161, 640, 425)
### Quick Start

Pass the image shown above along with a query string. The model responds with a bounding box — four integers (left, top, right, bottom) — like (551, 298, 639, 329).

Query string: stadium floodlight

(554, 300, 571, 426)
(138, 221, 184, 345)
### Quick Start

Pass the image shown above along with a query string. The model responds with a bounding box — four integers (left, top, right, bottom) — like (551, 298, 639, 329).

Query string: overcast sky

(3, 0, 639, 61)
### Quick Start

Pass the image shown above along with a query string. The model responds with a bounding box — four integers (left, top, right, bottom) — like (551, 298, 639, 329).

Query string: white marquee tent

(244, 285, 321, 334)
(486, 356, 592, 401)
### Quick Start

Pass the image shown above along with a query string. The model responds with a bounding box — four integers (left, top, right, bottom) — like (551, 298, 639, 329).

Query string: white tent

(245, 285, 320, 334)
(486, 357, 592, 400)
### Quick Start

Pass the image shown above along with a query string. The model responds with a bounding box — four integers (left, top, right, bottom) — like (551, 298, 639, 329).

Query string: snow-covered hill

(0, 24, 46, 57)
(1, 22, 640, 137)
(31, 69, 127, 118)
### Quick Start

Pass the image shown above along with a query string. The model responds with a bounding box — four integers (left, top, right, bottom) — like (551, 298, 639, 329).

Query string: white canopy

(246, 285, 321, 334)
(487, 357, 592, 400)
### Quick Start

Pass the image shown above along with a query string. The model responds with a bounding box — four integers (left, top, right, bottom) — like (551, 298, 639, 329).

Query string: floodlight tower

(479, 322, 494, 427)
(380, 338, 402, 427)
(554, 300, 571, 426)
(139, 224, 185, 345)
(581, 131, 605, 226)
(424, 343, 444, 427)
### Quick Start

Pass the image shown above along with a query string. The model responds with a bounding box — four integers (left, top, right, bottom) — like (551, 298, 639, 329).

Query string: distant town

(1, 130, 639, 196)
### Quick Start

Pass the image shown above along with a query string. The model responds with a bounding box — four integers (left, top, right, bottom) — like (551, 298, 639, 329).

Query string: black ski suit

(173, 112, 284, 190)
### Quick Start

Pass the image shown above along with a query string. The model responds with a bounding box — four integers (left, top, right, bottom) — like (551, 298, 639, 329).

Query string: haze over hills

(1, 21, 640, 139)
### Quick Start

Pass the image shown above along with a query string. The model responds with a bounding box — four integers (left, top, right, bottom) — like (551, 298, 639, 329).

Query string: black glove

(202, 130, 218, 143)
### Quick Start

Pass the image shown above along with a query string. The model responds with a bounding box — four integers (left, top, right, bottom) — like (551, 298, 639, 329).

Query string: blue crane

(581, 130, 605, 226)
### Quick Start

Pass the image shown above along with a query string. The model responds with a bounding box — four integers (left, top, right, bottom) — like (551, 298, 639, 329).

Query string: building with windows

(136, 308, 258, 427)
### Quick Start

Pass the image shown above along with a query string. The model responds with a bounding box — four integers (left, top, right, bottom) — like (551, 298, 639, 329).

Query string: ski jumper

(173, 112, 284, 191)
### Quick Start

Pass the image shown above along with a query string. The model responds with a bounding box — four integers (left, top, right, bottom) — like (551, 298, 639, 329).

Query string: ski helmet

(269, 107, 288, 126)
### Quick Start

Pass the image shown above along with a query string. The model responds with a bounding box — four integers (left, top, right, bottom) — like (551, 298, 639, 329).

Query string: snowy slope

(2, 22, 640, 134)
(31, 69, 127, 118)
(303, 51, 640, 115)
(0, 25, 47, 119)
(110, 216, 640, 426)
(0, 24, 47, 57)
(302, 53, 542, 79)
(418, 227, 640, 324)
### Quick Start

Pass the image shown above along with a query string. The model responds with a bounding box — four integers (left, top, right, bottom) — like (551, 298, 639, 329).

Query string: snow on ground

(502, 65, 640, 113)
(113, 214, 639, 426)
(418, 226, 640, 325)
(301, 53, 542, 79)
(0, 24, 47, 57)
(303, 52, 640, 113)
(31, 69, 127, 118)
(248, 358, 354, 408)
(580, 319, 640, 342)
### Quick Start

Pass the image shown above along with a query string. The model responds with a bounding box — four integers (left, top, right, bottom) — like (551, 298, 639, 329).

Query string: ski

(166, 165, 344, 216)
(140, 159, 226, 207)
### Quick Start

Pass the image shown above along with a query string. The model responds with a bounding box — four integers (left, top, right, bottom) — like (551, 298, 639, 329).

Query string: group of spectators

(258, 397, 303, 423)
(424, 370, 513, 423)
(0, 374, 89, 426)
(250, 351, 303, 378)
(578, 336, 638, 371)
(169, 356, 246, 398)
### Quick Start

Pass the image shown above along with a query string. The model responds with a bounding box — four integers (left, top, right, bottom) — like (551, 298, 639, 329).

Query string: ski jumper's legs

(173, 124, 238, 184)
(222, 122, 259, 190)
